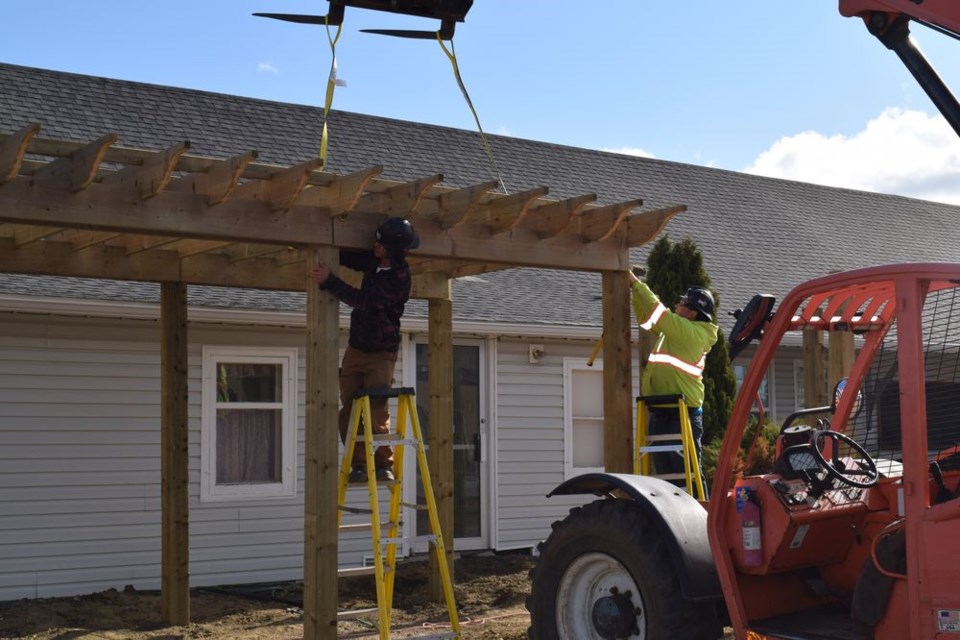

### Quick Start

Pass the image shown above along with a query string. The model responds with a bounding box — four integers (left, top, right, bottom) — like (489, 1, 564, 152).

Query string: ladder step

(652, 472, 688, 480)
(337, 606, 380, 619)
(337, 566, 376, 578)
(639, 445, 685, 454)
(645, 434, 683, 442)
(356, 437, 418, 447)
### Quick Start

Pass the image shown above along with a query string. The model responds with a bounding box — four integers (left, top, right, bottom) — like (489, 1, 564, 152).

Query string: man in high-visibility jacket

(629, 270, 719, 486)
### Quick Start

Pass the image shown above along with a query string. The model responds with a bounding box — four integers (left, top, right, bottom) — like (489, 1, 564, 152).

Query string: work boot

(348, 466, 367, 483)
(375, 466, 395, 482)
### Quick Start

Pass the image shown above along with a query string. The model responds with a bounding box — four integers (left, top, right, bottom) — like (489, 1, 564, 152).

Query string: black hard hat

(375, 217, 420, 253)
(680, 287, 715, 321)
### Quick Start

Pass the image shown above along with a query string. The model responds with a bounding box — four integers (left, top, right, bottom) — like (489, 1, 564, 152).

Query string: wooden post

(303, 246, 341, 640)
(427, 297, 454, 602)
(160, 282, 189, 625)
(828, 330, 855, 399)
(803, 328, 827, 407)
(602, 270, 633, 473)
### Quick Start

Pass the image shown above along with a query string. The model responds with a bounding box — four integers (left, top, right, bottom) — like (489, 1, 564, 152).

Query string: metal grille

(846, 286, 960, 476)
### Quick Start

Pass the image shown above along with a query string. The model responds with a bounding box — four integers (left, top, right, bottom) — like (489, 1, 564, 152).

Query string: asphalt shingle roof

(2, 62, 958, 334)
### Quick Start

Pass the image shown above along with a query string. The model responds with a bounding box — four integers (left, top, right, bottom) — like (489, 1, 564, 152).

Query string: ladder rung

(399, 501, 429, 511)
(645, 434, 683, 443)
(339, 505, 375, 515)
(337, 566, 376, 578)
(380, 534, 436, 546)
(652, 473, 688, 480)
(356, 434, 418, 447)
(337, 606, 380, 619)
(639, 445, 685, 454)
(339, 522, 373, 532)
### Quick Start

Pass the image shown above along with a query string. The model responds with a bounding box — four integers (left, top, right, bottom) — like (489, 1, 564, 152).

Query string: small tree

(644, 235, 737, 445)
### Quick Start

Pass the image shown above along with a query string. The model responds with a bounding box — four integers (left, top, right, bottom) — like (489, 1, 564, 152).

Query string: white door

(412, 340, 488, 551)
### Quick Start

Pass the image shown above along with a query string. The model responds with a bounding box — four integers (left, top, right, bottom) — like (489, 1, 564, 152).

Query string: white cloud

(744, 108, 960, 205)
(603, 145, 655, 159)
(257, 62, 279, 75)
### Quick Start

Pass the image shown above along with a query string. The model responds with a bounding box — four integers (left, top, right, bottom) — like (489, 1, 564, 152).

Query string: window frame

(562, 358, 605, 479)
(200, 346, 298, 502)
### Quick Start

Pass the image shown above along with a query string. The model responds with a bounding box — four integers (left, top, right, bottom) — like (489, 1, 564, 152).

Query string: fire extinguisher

(736, 485, 762, 566)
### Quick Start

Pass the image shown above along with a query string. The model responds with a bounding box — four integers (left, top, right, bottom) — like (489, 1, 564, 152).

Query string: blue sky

(5, 1, 960, 204)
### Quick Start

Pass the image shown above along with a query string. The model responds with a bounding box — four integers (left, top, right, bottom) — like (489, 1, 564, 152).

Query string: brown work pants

(339, 346, 398, 468)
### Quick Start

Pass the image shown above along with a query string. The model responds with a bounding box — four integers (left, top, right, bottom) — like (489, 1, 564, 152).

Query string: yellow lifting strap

(318, 16, 343, 167)
(635, 394, 707, 501)
(437, 33, 507, 194)
(337, 386, 462, 640)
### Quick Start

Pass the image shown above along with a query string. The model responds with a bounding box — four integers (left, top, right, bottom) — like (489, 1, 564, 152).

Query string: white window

(734, 363, 771, 413)
(563, 358, 605, 478)
(201, 346, 298, 502)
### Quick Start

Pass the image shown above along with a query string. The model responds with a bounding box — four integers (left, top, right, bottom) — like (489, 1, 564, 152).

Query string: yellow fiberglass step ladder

(634, 393, 707, 500)
(336, 386, 461, 640)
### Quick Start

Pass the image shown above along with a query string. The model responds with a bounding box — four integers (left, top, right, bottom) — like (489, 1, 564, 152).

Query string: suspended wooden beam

(356, 174, 443, 215)
(624, 204, 686, 247)
(120, 235, 182, 256)
(579, 198, 643, 242)
(100, 141, 190, 200)
(0, 122, 40, 185)
(297, 165, 383, 215)
(62, 229, 124, 251)
(484, 186, 549, 235)
(436, 180, 499, 230)
(521, 193, 597, 239)
(159, 238, 233, 258)
(30, 133, 117, 192)
(233, 157, 324, 211)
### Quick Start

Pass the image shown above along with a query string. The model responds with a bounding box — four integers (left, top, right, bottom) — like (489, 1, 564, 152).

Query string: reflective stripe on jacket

(631, 280, 719, 408)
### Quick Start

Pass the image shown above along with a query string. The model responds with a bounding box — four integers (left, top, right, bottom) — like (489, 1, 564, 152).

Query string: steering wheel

(811, 430, 879, 489)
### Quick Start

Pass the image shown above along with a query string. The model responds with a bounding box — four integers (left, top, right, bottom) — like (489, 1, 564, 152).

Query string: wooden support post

(828, 329, 855, 398)
(427, 297, 454, 602)
(602, 270, 633, 473)
(303, 246, 341, 640)
(160, 282, 189, 625)
(803, 328, 827, 407)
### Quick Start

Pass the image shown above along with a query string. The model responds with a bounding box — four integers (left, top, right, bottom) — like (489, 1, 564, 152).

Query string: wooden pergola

(0, 122, 684, 639)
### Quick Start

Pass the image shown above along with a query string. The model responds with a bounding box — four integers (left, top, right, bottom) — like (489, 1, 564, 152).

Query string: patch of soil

(0, 551, 535, 639)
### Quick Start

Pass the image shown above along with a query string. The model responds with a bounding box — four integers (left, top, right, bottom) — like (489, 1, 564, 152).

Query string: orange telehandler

(528, 264, 960, 639)
(523, 5, 960, 639)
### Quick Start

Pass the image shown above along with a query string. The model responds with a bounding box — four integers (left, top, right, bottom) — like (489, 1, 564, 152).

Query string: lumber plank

(100, 141, 190, 199)
(481, 186, 549, 235)
(579, 198, 643, 242)
(297, 165, 383, 215)
(624, 204, 686, 247)
(0, 123, 41, 185)
(521, 193, 597, 238)
(436, 180, 499, 230)
(30, 133, 117, 192)
(233, 157, 324, 211)
(355, 174, 443, 216)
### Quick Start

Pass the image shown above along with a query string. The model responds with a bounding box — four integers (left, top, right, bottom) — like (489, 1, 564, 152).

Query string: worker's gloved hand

(628, 265, 646, 283)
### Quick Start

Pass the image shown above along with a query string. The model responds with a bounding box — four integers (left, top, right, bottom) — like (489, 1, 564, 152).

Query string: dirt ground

(0, 551, 534, 640)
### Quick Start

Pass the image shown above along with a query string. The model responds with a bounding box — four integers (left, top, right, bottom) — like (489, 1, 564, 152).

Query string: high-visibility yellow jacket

(631, 280, 719, 409)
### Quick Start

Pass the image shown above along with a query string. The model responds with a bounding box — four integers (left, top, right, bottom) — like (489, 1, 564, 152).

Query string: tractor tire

(527, 498, 721, 640)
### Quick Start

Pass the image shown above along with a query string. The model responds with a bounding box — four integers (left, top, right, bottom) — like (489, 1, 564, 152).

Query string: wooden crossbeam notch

(624, 204, 686, 247)
(0, 122, 41, 185)
(297, 165, 383, 216)
(100, 141, 190, 199)
(578, 198, 643, 242)
(30, 133, 118, 192)
(436, 180, 499, 230)
(484, 186, 549, 235)
(356, 174, 443, 215)
(170, 151, 258, 205)
(233, 158, 325, 211)
(521, 193, 597, 238)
